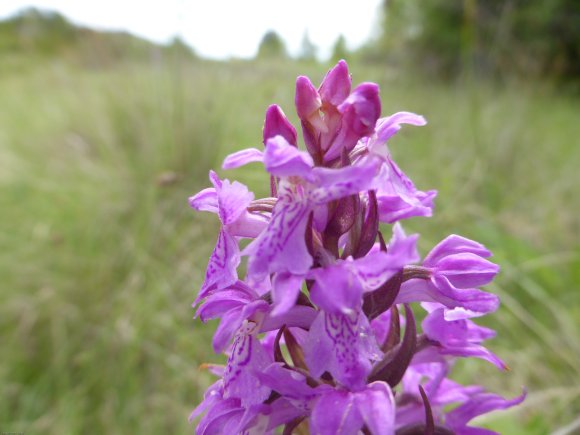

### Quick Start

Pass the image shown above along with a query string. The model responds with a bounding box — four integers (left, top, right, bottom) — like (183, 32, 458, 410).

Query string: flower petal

(319, 60, 351, 107)
(309, 156, 380, 204)
(198, 229, 240, 298)
(263, 104, 298, 146)
(216, 178, 255, 226)
(325, 82, 381, 161)
(397, 275, 500, 319)
(420, 308, 506, 370)
(369, 111, 427, 157)
(189, 187, 218, 213)
(434, 253, 499, 289)
(271, 272, 304, 316)
(355, 223, 419, 290)
(305, 311, 380, 389)
(375, 158, 437, 223)
(296, 76, 323, 123)
(222, 148, 264, 169)
(243, 187, 312, 279)
(423, 234, 493, 267)
(223, 334, 273, 406)
(311, 390, 363, 435)
(445, 390, 526, 432)
(264, 135, 314, 178)
(355, 382, 396, 435)
(308, 263, 363, 314)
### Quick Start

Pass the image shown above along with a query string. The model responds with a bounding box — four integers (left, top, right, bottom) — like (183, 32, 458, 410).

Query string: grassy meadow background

(1, 8, 580, 435)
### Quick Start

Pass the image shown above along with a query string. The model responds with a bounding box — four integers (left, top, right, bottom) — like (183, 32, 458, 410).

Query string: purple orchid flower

(305, 309, 382, 390)
(444, 389, 526, 434)
(302, 225, 418, 389)
(415, 304, 507, 369)
(196, 279, 316, 350)
(189, 171, 268, 300)
(397, 234, 500, 319)
(311, 381, 396, 435)
(396, 362, 481, 428)
(295, 60, 382, 163)
(372, 158, 438, 223)
(256, 363, 396, 435)
(189, 380, 274, 434)
(397, 362, 525, 434)
(349, 111, 437, 224)
(222, 321, 274, 406)
(196, 280, 269, 352)
(307, 223, 419, 315)
(188, 61, 524, 433)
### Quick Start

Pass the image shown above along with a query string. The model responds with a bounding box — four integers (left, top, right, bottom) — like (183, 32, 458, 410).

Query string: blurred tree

(298, 30, 317, 62)
(256, 30, 287, 59)
(330, 35, 349, 63)
(0, 8, 198, 67)
(166, 36, 197, 59)
(376, 0, 580, 81)
(0, 8, 77, 54)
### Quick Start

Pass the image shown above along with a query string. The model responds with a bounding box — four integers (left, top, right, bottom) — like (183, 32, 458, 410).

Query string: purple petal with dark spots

(304, 311, 381, 389)
(243, 186, 312, 279)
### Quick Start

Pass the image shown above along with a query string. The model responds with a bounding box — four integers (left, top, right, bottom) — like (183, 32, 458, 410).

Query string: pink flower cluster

(188, 61, 524, 434)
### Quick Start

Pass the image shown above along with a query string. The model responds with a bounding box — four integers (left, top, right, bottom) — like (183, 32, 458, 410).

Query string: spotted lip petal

(304, 310, 381, 390)
(197, 229, 240, 299)
(190, 172, 265, 298)
(243, 151, 380, 285)
(243, 185, 313, 280)
(307, 223, 418, 316)
(223, 333, 273, 406)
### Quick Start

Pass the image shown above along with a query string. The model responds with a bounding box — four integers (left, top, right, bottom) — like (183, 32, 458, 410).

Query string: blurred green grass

(1, 59, 579, 433)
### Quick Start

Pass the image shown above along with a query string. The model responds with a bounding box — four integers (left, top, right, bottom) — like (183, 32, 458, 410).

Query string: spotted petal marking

(243, 186, 313, 279)
(223, 325, 272, 406)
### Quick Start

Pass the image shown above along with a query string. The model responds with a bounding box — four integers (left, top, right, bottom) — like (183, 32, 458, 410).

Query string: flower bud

(263, 104, 297, 146)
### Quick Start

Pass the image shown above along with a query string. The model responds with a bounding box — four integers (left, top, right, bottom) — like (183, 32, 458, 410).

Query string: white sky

(0, 0, 383, 60)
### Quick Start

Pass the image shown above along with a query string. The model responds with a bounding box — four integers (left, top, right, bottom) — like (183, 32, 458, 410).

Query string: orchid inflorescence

(188, 61, 524, 434)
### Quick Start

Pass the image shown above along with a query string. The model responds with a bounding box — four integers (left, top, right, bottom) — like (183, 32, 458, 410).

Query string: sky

(0, 0, 384, 60)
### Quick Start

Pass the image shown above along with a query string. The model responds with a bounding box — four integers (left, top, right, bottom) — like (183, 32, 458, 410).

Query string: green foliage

(0, 7, 78, 54)
(256, 30, 288, 59)
(376, 0, 580, 81)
